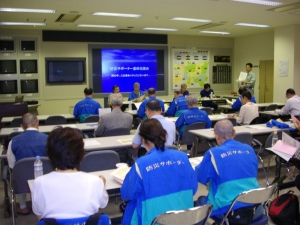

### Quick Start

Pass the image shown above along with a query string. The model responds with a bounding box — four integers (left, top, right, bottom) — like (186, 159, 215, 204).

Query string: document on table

(117, 139, 133, 144)
(62, 125, 77, 128)
(246, 125, 271, 130)
(84, 140, 101, 147)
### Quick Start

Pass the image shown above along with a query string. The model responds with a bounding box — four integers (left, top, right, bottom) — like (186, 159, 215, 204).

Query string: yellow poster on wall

(172, 49, 209, 89)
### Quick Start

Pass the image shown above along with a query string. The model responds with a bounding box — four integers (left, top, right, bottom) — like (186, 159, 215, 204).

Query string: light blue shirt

(275, 95, 300, 116)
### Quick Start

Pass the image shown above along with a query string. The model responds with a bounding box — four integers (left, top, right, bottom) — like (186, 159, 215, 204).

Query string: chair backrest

(165, 145, 179, 150)
(10, 118, 23, 127)
(200, 107, 213, 115)
(45, 116, 67, 125)
(80, 150, 120, 172)
(84, 115, 99, 123)
(182, 122, 206, 145)
(264, 104, 278, 111)
(101, 128, 130, 137)
(222, 184, 277, 224)
(12, 157, 53, 194)
(151, 204, 213, 225)
(234, 132, 253, 146)
(249, 117, 261, 125)
(264, 129, 290, 148)
(226, 117, 237, 126)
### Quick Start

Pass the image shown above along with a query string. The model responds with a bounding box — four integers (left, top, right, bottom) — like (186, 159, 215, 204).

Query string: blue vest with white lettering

(12, 130, 48, 162)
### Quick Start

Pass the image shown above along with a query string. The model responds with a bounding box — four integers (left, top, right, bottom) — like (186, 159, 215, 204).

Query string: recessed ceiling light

(77, 24, 117, 28)
(231, 0, 283, 6)
(0, 22, 46, 26)
(170, 17, 212, 23)
(200, 31, 230, 34)
(143, 27, 178, 31)
(0, 8, 56, 13)
(92, 12, 141, 18)
(235, 23, 269, 27)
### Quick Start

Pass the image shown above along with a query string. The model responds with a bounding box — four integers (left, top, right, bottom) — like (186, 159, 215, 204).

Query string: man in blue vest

(165, 89, 188, 117)
(137, 88, 165, 119)
(7, 113, 48, 215)
(227, 86, 256, 111)
(176, 94, 212, 139)
(73, 88, 101, 122)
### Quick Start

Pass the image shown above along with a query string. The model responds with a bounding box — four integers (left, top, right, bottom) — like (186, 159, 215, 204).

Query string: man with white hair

(128, 82, 144, 102)
(95, 93, 133, 137)
(195, 119, 262, 223)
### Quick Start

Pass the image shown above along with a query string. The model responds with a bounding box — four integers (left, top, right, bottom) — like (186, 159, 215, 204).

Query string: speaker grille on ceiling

(56, 14, 81, 22)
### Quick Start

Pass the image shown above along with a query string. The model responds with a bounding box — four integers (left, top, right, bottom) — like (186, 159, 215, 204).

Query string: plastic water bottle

(129, 101, 132, 111)
(210, 92, 213, 99)
(272, 130, 278, 147)
(34, 156, 43, 178)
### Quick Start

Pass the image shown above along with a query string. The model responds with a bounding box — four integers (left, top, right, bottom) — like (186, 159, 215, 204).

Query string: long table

(218, 103, 285, 112)
(188, 123, 293, 157)
(0, 123, 98, 137)
(1, 114, 77, 127)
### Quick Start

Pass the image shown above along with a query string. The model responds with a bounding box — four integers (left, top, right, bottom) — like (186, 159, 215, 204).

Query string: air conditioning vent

(56, 14, 81, 22)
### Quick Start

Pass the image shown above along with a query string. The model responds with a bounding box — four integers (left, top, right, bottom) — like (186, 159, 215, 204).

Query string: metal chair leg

(258, 156, 270, 186)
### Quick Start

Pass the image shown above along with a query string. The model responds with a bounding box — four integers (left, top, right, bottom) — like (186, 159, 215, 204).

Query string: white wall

(234, 32, 274, 102)
(274, 25, 300, 103)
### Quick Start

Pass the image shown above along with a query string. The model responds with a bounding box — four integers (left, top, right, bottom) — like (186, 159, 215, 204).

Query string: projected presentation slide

(101, 49, 157, 92)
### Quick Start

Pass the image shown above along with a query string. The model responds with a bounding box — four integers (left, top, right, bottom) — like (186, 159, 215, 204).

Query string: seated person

(275, 88, 300, 116)
(121, 119, 198, 225)
(73, 88, 101, 122)
(137, 88, 164, 119)
(108, 85, 122, 106)
(229, 91, 258, 125)
(200, 83, 218, 111)
(95, 93, 133, 137)
(195, 119, 262, 224)
(180, 83, 189, 96)
(32, 127, 108, 220)
(132, 100, 176, 156)
(175, 94, 212, 139)
(7, 113, 48, 215)
(227, 86, 256, 110)
(165, 89, 188, 117)
(128, 82, 145, 102)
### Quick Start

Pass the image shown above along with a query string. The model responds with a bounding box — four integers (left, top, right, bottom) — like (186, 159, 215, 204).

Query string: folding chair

(264, 104, 278, 111)
(151, 204, 213, 225)
(101, 127, 130, 137)
(45, 116, 67, 125)
(10, 118, 23, 128)
(4, 157, 53, 225)
(201, 107, 213, 115)
(84, 115, 99, 123)
(80, 150, 120, 172)
(215, 184, 277, 225)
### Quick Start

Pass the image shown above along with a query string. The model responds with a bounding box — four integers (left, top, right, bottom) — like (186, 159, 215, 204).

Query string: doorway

(259, 60, 274, 103)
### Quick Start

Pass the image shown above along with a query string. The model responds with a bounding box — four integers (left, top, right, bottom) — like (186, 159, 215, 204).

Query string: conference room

(0, 0, 300, 224)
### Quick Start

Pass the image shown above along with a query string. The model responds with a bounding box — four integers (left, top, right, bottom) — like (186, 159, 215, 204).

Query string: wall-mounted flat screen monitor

(20, 40, 36, 52)
(0, 60, 17, 74)
(45, 58, 86, 84)
(88, 45, 168, 97)
(0, 80, 18, 94)
(20, 60, 38, 73)
(21, 79, 38, 93)
(0, 40, 15, 52)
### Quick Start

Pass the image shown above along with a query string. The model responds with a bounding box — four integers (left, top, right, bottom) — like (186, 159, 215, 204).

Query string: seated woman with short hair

(32, 127, 108, 220)
(121, 119, 198, 225)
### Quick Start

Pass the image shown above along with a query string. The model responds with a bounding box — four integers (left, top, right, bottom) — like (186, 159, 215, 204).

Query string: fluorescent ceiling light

(170, 17, 212, 23)
(0, 7, 55, 13)
(92, 12, 141, 18)
(143, 27, 178, 31)
(77, 24, 117, 28)
(200, 31, 230, 34)
(231, 0, 283, 6)
(235, 23, 269, 27)
(0, 22, 46, 26)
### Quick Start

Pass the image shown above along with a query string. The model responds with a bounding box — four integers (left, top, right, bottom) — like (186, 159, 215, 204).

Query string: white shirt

(132, 115, 176, 146)
(275, 95, 300, 116)
(6, 127, 37, 169)
(32, 171, 108, 219)
(236, 102, 259, 125)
